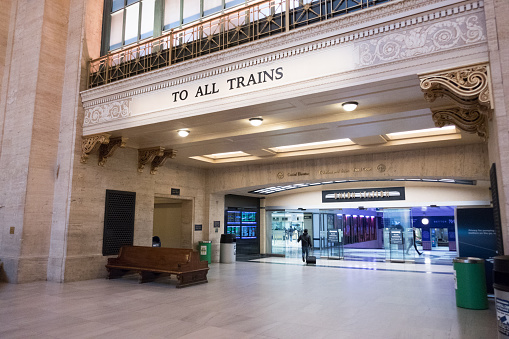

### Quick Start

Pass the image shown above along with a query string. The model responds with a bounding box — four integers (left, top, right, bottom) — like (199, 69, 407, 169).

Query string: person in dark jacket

(297, 229, 312, 262)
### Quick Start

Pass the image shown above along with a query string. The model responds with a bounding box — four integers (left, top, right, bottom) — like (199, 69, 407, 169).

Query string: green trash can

(199, 241, 212, 264)
(453, 257, 488, 310)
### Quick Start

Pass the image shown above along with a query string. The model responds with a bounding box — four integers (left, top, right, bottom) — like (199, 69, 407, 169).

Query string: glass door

(382, 208, 414, 262)
(319, 211, 343, 259)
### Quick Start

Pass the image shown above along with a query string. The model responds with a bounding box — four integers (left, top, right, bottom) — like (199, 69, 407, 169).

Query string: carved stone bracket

(81, 133, 111, 163)
(138, 147, 165, 173)
(150, 150, 177, 175)
(431, 106, 488, 141)
(420, 64, 493, 140)
(98, 137, 128, 166)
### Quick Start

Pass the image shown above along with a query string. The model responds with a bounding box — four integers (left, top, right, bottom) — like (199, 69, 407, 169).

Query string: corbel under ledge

(81, 133, 111, 163)
(419, 64, 493, 140)
(138, 147, 165, 173)
(151, 150, 177, 175)
(98, 137, 128, 166)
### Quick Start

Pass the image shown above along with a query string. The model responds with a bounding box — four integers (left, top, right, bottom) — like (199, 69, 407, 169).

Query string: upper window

(105, 0, 259, 53)
(109, 0, 155, 51)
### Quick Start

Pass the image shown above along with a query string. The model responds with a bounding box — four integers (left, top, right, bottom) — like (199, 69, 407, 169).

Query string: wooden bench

(105, 246, 209, 288)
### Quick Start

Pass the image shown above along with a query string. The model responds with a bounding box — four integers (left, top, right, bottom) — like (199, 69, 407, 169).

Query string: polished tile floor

(0, 260, 497, 339)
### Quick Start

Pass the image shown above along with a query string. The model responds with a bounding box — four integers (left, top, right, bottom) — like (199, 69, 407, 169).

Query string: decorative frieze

(84, 99, 132, 126)
(357, 14, 485, 67)
(98, 137, 128, 166)
(81, 133, 111, 163)
(420, 64, 492, 140)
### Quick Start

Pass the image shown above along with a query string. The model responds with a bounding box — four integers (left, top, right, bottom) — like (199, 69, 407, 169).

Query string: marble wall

(208, 144, 489, 194)
(484, 0, 509, 253)
(0, 0, 71, 283)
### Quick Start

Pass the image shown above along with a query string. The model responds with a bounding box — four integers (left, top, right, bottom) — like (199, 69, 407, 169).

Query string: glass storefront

(266, 206, 456, 263)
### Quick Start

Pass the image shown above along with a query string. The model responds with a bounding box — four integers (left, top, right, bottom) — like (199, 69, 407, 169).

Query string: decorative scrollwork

(420, 64, 493, 140)
(420, 64, 492, 109)
(81, 133, 111, 163)
(150, 150, 177, 175)
(98, 137, 128, 166)
(431, 106, 488, 141)
(138, 147, 165, 173)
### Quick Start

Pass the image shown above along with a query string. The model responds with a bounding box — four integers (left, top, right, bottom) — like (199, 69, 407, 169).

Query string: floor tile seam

(246, 260, 454, 275)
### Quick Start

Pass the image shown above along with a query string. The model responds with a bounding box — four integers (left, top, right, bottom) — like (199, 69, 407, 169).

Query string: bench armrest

(107, 258, 120, 265)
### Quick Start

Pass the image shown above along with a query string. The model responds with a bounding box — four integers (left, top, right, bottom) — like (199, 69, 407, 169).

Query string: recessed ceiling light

(342, 101, 358, 111)
(177, 129, 190, 137)
(249, 117, 263, 126)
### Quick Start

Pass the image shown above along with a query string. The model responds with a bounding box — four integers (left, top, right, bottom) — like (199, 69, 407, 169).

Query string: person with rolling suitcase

(298, 229, 314, 264)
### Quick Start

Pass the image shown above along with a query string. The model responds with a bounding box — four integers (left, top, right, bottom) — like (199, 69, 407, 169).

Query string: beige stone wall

(484, 0, 509, 254)
(0, 0, 70, 283)
(62, 146, 207, 282)
(208, 144, 489, 194)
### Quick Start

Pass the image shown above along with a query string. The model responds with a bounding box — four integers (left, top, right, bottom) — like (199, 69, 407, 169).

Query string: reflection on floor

(271, 242, 457, 266)
(0, 261, 496, 339)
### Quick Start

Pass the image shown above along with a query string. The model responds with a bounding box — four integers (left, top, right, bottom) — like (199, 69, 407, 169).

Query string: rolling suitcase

(306, 250, 316, 265)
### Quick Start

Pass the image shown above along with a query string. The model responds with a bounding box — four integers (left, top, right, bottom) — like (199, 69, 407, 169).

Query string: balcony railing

(88, 0, 392, 89)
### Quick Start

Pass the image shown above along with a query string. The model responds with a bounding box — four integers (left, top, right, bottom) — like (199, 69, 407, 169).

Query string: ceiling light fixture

(342, 101, 358, 111)
(249, 117, 263, 126)
(177, 129, 190, 137)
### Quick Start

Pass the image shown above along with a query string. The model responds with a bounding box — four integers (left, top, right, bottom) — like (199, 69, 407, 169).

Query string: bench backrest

(115, 246, 203, 271)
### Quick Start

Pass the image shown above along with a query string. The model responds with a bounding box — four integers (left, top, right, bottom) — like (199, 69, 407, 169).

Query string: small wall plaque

(194, 224, 202, 231)
(213, 221, 220, 228)
(171, 188, 180, 195)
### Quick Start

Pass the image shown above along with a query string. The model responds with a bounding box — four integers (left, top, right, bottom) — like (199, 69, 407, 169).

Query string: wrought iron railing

(88, 0, 391, 88)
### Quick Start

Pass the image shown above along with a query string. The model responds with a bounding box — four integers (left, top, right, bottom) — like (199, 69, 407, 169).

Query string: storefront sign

(390, 230, 403, 244)
(328, 230, 339, 243)
(322, 187, 405, 203)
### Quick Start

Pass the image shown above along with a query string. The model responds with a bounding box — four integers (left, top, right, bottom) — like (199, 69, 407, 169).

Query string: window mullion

(138, 0, 143, 41)
(122, 3, 127, 47)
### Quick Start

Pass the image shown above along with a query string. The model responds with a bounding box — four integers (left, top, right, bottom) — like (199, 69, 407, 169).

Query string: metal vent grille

(490, 164, 504, 255)
(102, 189, 136, 256)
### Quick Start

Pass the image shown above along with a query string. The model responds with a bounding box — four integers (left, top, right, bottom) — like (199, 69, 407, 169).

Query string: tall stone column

(0, 0, 70, 282)
(484, 0, 509, 253)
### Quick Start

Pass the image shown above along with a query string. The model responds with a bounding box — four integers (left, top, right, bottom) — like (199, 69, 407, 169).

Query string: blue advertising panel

(457, 208, 497, 293)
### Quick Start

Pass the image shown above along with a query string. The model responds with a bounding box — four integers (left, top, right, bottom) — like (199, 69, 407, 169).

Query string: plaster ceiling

(110, 74, 481, 168)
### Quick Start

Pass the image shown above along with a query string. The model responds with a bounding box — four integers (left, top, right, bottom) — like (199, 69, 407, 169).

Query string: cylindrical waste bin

(198, 241, 212, 264)
(494, 255, 509, 339)
(453, 257, 488, 310)
(220, 234, 236, 263)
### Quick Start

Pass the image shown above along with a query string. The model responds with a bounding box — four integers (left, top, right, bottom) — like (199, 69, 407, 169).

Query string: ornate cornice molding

(420, 63, 492, 140)
(81, 0, 485, 108)
(98, 137, 128, 166)
(81, 133, 111, 163)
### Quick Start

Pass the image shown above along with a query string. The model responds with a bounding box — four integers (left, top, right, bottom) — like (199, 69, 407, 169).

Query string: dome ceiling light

(249, 117, 263, 126)
(177, 129, 190, 137)
(342, 101, 358, 111)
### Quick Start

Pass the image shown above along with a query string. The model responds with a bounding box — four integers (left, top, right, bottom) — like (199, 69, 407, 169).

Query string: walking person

(297, 229, 312, 262)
